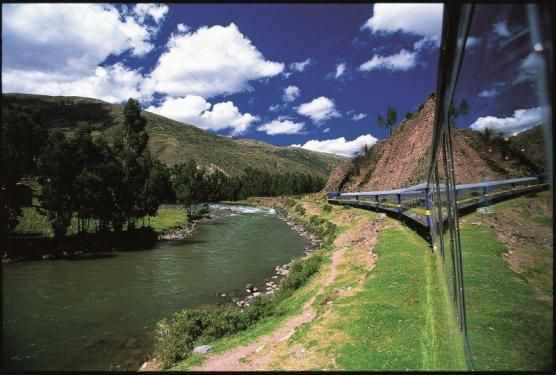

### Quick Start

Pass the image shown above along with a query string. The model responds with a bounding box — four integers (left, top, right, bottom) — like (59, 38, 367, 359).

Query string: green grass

(3, 93, 344, 177)
(460, 224, 553, 370)
(14, 204, 187, 237)
(169, 250, 325, 370)
(14, 206, 53, 236)
(147, 206, 187, 232)
(334, 224, 467, 371)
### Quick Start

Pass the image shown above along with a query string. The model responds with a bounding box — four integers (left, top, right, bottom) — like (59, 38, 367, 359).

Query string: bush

(294, 204, 306, 216)
(322, 204, 332, 213)
(154, 253, 323, 368)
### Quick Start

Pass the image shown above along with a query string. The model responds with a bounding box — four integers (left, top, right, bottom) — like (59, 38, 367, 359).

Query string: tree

(37, 130, 78, 237)
(1, 109, 47, 233)
(116, 98, 152, 230)
(377, 106, 397, 136)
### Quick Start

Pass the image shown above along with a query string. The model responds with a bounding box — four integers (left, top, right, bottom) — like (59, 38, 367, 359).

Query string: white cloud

(362, 3, 443, 38)
(290, 58, 312, 72)
(146, 95, 259, 135)
(297, 96, 341, 123)
(352, 113, 368, 121)
(2, 63, 150, 103)
(470, 107, 544, 135)
(282, 85, 301, 102)
(413, 35, 440, 51)
(257, 119, 305, 135)
(269, 104, 282, 112)
(514, 52, 543, 85)
(323, 128, 331, 133)
(359, 49, 417, 72)
(493, 21, 511, 37)
(148, 23, 284, 98)
(335, 63, 346, 79)
(2, 4, 159, 76)
(176, 23, 190, 33)
(133, 3, 169, 25)
(1, 4, 168, 102)
(291, 134, 378, 157)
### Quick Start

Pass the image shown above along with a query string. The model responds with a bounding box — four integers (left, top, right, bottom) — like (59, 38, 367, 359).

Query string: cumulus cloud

(146, 95, 259, 135)
(363, 3, 443, 55)
(2, 3, 160, 75)
(359, 49, 417, 72)
(257, 119, 305, 135)
(470, 107, 544, 135)
(2, 63, 150, 103)
(291, 134, 378, 157)
(297, 96, 341, 123)
(148, 23, 284, 98)
(351, 113, 367, 121)
(269, 104, 282, 112)
(133, 3, 169, 25)
(1, 3, 169, 102)
(335, 63, 346, 79)
(362, 3, 443, 38)
(289, 58, 312, 72)
(413, 35, 440, 51)
(176, 23, 190, 33)
(282, 85, 301, 102)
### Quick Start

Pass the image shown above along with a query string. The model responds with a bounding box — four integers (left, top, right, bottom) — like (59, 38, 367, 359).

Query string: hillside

(325, 94, 546, 192)
(2, 93, 344, 178)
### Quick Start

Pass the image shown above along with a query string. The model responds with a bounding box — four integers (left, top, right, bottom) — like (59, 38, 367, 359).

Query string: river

(2, 204, 307, 371)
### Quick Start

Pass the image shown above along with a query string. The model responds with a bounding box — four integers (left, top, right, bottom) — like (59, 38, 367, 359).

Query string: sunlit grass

(334, 224, 467, 370)
(460, 217, 553, 370)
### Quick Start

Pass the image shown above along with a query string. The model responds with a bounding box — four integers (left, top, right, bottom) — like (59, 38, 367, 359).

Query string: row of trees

(171, 163, 325, 216)
(2, 99, 173, 238)
(3, 98, 325, 238)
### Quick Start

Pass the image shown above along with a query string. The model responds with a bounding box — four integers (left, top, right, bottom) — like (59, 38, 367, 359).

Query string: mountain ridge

(325, 94, 546, 192)
(2, 93, 344, 178)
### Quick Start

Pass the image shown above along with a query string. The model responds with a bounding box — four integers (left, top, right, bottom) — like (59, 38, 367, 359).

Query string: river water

(2, 204, 306, 371)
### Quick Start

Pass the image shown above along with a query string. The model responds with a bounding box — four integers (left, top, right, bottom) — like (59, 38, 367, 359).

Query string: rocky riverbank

(157, 222, 198, 240)
(226, 211, 321, 309)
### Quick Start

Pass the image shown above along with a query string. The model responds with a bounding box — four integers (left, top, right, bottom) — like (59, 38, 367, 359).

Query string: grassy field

(147, 205, 187, 232)
(459, 192, 553, 370)
(166, 195, 468, 371)
(13, 205, 187, 237)
(332, 224, 467, 370)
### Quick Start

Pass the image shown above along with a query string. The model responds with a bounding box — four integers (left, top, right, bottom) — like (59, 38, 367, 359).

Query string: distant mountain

(325, 94, 546, 192)
(2, 93, 344, 178)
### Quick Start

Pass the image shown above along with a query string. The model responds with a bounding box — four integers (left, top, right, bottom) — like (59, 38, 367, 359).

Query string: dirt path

(188, 245, 346, 371)
(188, 201, 380, 371)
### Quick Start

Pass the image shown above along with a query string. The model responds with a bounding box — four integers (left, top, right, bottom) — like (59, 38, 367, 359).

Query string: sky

(2, 3, 547, 157)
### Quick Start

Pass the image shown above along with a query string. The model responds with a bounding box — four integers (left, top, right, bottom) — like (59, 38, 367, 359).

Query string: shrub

(154, 253, 323, 368)
(322, 204, 332, 213)
(294, 204, 306, 216)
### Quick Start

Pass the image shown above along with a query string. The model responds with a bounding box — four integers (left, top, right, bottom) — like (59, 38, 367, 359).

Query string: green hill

(2, 93, 344, 177)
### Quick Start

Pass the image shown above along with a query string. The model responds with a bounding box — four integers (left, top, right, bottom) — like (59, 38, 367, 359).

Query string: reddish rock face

(324, 93, 544, 192)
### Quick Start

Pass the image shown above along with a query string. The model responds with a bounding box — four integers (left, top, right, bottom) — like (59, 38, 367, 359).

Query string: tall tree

(1, 109, 46, 233)
(377, 106, 398, 136)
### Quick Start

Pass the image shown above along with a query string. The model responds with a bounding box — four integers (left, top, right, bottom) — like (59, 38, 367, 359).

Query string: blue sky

(2, 3, 545, 156)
